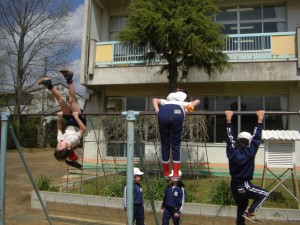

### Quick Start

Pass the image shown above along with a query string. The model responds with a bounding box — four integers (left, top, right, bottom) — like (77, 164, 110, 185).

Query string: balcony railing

(95, 32, 296, 67)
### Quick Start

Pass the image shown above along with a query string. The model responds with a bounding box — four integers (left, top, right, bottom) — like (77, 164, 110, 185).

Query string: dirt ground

(3, 149, 300, 225)
(4, 148, 108, 225)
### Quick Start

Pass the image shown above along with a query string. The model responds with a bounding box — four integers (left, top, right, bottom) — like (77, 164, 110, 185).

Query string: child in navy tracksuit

(161, 170, 185, 225)
(152, 89, 200, 180)
(123, 167, 145, 225)
(225, 110, 269, 225)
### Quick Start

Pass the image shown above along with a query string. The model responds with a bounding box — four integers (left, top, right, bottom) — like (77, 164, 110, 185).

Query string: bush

(103, 177, 127, 197)
(207, 179, 235, 206)
(35, 175, 59, 192)
(145, 176, 166, 200)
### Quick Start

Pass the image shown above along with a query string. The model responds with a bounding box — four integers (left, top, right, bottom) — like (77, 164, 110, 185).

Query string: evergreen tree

(118, 0, 230, 92)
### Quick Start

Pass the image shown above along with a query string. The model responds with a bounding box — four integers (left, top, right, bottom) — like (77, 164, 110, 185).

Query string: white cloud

(66, 3, 85, 96)
(68, 3, 85, 46)
(69, 58, 86, 96)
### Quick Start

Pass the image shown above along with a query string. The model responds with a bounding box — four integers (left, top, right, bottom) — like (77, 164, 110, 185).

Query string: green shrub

(35, 175, 59, 192)
(145, 176, 166, 200)
(207, 179, 235, 206)
(103, 177, 127, 197)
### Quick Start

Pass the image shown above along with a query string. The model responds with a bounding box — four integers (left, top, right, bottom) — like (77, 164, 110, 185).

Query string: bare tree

(0, 0, 76, 133)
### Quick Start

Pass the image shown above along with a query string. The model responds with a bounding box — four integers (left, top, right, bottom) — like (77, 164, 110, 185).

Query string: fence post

(123, 110, 139, 225)
(0, 112, 10, 225)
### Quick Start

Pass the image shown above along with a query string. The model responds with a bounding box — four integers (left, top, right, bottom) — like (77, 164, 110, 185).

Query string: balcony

(94, 32, 296, 67)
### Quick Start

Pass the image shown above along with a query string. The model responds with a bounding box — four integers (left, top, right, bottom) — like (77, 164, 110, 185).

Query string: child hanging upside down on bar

(37, 70, 86, 169)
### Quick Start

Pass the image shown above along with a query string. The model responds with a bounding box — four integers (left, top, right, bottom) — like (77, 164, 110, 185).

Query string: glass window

(106, 97, 125, 112)
(215, 96, 238, 143)
(263, 5, 286, 19)
(224, 24, 238, 35)
(264, 96, 288, 130)
(240, 22, 262, 34)
(241, 96, 263, 133)
(217, 4, 286, 35)
(264, 22, 286, 33)
(192, 96, 216, 142)
(126, 96, 146, 111)
(191, 95, 287, 143)
(106, 142, 145, 157)
(8, 96, 15, 106)
(216, 7, 237, 22)
(240, 6, 261, 21)
(110, 16, 127, 41)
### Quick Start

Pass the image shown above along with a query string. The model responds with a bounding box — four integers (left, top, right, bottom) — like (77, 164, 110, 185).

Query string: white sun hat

(167, 92, 187, 102)
(133, 167, 144, 176)
(237, 132, 252, 141)
(169, 170, 183, 178)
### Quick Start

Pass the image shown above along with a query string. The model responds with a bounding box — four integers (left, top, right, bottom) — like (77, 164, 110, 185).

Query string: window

(106, 96, 147, 112)
(264, 96, 288, 130)
(216, 4, 286, 34)
(107, 97, 126, 112)
(106, 95, 288, 143)
(110, 16, 127, 41)
(106, 142, 145, 158)
(22, 94, 34, 105)
(47, 95, 55, 107)
(126, 96, 147, 111)
(192, 95, 288, 143)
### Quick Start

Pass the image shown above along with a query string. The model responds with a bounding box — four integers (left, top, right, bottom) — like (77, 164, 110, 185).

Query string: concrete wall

(287, 0, 300, 31)
(89, 61, 299, 85)
(31, 191, 300, 224)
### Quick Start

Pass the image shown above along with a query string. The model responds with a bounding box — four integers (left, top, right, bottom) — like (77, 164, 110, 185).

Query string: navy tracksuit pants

(162, 206, 181, 225)
(133, 204, 144, 225)
(231, 180, 269, 225)
(158, 104, 184, 163)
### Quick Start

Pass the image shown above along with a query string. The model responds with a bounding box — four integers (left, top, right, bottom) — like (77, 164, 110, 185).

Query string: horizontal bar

(7, 111, 300, 117)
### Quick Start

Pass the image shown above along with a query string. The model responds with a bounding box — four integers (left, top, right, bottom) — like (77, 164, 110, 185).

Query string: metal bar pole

(8, 125, 52, 225)
(134, 128, 159, 225)
(0, 112, 9, 225)
(6, 110, 300, 117)
(123, 111, 139, 225)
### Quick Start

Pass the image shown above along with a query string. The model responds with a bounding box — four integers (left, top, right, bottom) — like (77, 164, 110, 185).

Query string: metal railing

(95, 32, 296, 66)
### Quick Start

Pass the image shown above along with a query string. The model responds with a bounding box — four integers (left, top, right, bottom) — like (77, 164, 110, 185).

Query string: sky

(67, 0, 85, 95)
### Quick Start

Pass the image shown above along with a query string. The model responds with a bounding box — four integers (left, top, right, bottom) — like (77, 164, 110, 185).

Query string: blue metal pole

(0, 112, 10, 225)
(123, 111, 139, 225)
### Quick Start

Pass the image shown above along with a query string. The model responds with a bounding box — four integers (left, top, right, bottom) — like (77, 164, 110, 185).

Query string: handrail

(95, 32, 297, 65)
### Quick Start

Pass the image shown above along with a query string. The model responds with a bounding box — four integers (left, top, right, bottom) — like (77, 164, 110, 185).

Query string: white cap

(134, 167, 144, 176)
(167, 92, 187, 102)
(169, 170, 182, 178)
(237, 132, 252, 141)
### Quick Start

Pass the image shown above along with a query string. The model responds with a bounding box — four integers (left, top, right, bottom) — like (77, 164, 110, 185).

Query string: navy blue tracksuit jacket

(123, 183, 144, 225)
(162, 184, 185, 225)
(226, 123, 269, 225)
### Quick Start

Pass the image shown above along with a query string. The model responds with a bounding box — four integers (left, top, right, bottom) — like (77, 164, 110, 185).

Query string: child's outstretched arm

(190, 99, 200, 108)
(57, 111, 63, 134)
(152, 98, 161, 112)
(256, 110, 265, 124)
(185, 99, 200, 113)
(72, 111, 86, 134)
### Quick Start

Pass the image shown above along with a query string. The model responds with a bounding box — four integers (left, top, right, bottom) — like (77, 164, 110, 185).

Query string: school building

(79, 0, 300, 175)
